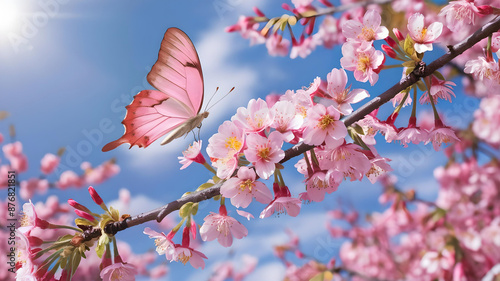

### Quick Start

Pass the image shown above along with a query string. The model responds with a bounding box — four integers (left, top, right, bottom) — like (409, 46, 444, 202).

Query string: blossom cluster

(0, 139, 119, 199)
(271, 149, 500, 280)
(9, 187, 167, 281)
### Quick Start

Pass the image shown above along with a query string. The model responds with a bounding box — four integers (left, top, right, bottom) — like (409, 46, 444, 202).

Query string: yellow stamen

(258, 147, 271, 159)
(225, 136, 242, 151)
(240, 179, 254, 192)
(356, 54, 371, 73)
(318, 115, 335, 130)
(360, 27, 376, 41)
(178, 252, 191, 265)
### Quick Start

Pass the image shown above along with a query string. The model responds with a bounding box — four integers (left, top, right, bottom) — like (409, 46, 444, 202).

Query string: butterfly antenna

(204, 87, 220, 112)
(207, 87, 235, 111)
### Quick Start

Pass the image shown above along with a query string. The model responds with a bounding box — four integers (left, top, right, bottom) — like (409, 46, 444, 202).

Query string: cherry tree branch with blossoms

(103, 14, 500, 235)
(12, 0, 500, 280)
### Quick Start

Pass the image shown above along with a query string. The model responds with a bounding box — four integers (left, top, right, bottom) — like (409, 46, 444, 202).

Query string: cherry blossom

(407, 13, 443, 53)
(340, 41, 385, 85)
(143, 227, 175, 260)
(342, 9, 388, 42)
(426, 120, 460, 151)
(40, 153, 60, 175)
(266, 34, 290, 57)
(200, 205, 248, 247)
(178, 140, 205, 170)
(244, 131, 285, 179)
(302, 104, 346, 147)
(232, 98, 273, 133)
(207, 121, 245, 179)
(439, 0, 479, 32)
(100, 262, 138, 281)
(420, 76, 456, 104)
(321, 68, 369, 115)
(171, 246, 207, 269)
(270, 100, 304, 142)
(220, 166, 273, 208)
(260, 184, 301, 218)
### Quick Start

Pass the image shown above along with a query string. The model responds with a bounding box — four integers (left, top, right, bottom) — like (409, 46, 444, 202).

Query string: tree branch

(104, 16, 500, 236)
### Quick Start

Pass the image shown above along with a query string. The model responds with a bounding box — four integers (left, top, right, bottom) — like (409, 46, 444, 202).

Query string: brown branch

(104, 16, 500, 236)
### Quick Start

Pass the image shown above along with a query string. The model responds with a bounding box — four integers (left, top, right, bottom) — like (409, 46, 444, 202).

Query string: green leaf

(433, 71, 445, 81)
(71, 253, 82, 277)
(179, 202, 193, 218)
(403, 34, 415, 57)
(109, 206, 120, 221)
(416, 80, 426, 92)
(402, 60, 415, 68)
(351, 124, 365, 135)
(191, 203, 199, 215)
(197, 182, 214, 191)
(95, 235, 109, 258)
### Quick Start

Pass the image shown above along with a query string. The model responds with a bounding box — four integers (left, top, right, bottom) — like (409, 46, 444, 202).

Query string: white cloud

(107, 193, 164, 215)
(246, 262, 285, 281)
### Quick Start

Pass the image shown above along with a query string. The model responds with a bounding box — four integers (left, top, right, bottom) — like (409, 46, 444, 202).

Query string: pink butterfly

(102, 28, 208, 152)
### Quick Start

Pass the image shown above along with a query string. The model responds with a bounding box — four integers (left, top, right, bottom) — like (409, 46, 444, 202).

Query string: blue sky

(0, 1, 478, 280)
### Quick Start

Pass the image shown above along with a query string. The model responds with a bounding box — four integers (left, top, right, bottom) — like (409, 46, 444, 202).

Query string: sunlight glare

(0, 1, 22, 33)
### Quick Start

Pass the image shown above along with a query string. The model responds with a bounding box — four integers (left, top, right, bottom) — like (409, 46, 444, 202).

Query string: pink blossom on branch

(244, 131, 285, 179)
(260, 183, 301, 218)
(439, 0, 479, 32)
(220, 166, 273, 208)
(199, 205, 248, 247)
(407, 13, 443, 53)
(342, 9, 389, 42)
(178, 140, 205, 170)
(340, 42, 385, 85)
(232, 98, 273, 133)
(40, 153, 60, 175)
(207, 121, 245, 179)
(321, 68, 370, 115)
(302, 104, 347, 148)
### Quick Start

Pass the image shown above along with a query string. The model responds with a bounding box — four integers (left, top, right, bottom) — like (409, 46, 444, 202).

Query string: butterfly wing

(102, 90, 194, 152)
(102, 28, 205, 152)
(147, 27, 204, 115)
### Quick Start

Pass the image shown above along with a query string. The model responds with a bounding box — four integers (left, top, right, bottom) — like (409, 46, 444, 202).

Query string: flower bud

(393, 28, 404, 41)
(75, 209, 96, 222)
(253, 6, 265, 17)
(88, 186, 103, 205)
(382, 45, 397, 59)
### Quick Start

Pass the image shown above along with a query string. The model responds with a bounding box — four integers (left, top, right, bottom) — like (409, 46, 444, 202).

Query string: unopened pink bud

(182, 227, 190, 247)
(393, 28, 404, 41)
(477, 5, 493, 15)
(88, 186, 103, 205)
(281, 3, 293, 12)
(28, 236, 44, 246)
(295, 250, 305, 259)
(306, 18, 316, 35)
(68, 199, 92, 213)
(190, 219, 197, 240)
(385, 36, 398, 48)
(75, 209, 95, 221)
(381, 45, 397, 59)
(253, 7, 265, 17)
(219, 205, 228, 216)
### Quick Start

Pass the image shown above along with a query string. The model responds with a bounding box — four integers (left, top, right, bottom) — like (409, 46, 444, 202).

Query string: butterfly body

(102, 28, 206, 152)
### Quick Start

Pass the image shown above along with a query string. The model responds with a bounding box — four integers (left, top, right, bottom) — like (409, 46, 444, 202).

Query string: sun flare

(0, 1, 23, 33)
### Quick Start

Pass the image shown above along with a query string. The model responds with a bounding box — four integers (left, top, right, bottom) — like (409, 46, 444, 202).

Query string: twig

(104, 16, 500, 235)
